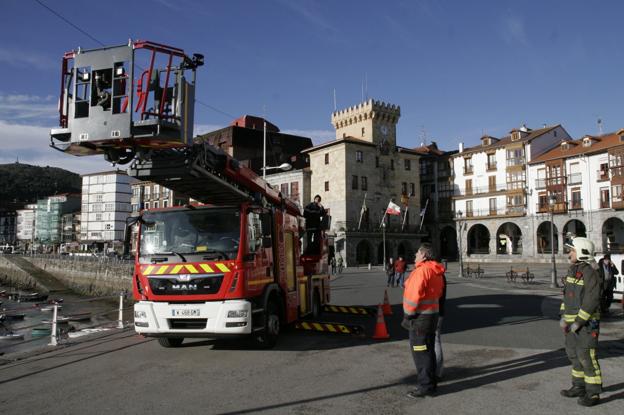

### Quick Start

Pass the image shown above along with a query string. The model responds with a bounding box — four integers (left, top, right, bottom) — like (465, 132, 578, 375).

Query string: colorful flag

(386, 200, 401, 216)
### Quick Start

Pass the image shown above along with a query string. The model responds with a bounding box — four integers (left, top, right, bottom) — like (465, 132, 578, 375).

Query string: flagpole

(401, 205, 409, 231)
(419, 198, 429, 232)
(358, 193, 367, 231)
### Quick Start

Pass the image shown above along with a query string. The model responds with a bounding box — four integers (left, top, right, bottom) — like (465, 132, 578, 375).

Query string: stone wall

(0, 255, 133, 296)
(0, 257, 38, 289)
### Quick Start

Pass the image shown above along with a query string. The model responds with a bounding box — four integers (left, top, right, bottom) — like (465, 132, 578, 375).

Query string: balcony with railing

(567, 173, 582, 185)
(600, 198, 610, 209)
(507, 157, 526, 167)
(546, 176, 566, 187)
(569, 198, 583, 210)
(463, 165, 474, 175)
(536, 202, 568, 214)
(535, 178, 546, 189)
(597, 169, 610, 181)
(486, 161, 497, 171)
(462, 206, 526, 218)
(453, 183, 508, 197)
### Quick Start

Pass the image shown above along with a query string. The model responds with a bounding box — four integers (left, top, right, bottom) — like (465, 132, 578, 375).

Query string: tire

(311, 290, 322, 319)
(157, 337, 184, 348)
(254, 299, 280, 348)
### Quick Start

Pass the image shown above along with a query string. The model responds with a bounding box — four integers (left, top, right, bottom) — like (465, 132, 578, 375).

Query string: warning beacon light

(50, 40, 204, 164)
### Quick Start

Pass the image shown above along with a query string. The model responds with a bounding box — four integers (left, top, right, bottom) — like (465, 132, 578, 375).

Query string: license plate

(172, 309, 200, 317)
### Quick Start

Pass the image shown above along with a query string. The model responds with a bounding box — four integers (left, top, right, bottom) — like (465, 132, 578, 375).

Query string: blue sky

(1, 0, 624, 173)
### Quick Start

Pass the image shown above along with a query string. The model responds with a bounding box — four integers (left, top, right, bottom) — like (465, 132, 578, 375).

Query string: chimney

(459, 142, 464, 153)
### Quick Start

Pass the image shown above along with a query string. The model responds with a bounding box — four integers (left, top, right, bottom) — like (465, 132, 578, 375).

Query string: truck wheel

(312, 290, 322, 319)
(158, 337, 184, 348)
(254, 299, 280, 348)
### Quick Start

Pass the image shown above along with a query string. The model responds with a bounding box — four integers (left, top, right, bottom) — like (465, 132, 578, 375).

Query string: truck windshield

(140, 208, 240, 259)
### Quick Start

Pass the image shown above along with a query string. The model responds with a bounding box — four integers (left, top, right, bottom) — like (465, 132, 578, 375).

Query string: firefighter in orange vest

(402, 243, 446, 398)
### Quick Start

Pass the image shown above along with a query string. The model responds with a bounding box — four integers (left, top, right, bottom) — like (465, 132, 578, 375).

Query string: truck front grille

(148, 274, 223, 295)
(169, 319, 208, 330)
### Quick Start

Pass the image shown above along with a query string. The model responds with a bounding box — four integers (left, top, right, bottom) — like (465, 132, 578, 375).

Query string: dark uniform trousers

(564, 320, 602, 395)
(406, 315, 438, 391)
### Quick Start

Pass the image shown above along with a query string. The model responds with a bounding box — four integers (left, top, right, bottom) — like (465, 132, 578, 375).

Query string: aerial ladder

(49, 40, 332, 347)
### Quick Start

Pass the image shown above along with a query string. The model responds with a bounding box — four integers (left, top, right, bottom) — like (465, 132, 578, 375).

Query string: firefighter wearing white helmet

(559, 237, 603, 407)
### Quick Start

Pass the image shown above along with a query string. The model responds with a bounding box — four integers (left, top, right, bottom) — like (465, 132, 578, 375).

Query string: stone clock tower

(331, 99, 401, 150)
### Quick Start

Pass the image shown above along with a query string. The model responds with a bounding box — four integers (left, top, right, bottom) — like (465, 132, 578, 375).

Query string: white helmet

(565, 237, 595, 261)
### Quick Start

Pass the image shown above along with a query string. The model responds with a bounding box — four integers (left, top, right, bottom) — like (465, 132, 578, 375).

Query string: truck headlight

(134, 310, 147, 319)
(227, 310, 248, 318)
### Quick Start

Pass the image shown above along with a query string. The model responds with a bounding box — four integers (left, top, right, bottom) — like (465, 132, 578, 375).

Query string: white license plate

(172, 309, 200, 317)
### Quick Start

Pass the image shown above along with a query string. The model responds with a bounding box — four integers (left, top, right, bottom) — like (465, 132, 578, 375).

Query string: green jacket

(560, 261, 601, 325)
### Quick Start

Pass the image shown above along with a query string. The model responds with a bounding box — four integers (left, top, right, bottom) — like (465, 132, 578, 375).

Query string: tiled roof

(454, 125, 561, 157)
(529, 132, 624, 164)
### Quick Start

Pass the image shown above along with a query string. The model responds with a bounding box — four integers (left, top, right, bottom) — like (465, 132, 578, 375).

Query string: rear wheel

(254, 299, 280, 348)
(157, 337, 184, 348)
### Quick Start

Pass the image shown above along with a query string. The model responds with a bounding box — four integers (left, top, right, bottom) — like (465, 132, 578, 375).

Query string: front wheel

(253, 300, 280, 348)
(157, 337, 184, 348)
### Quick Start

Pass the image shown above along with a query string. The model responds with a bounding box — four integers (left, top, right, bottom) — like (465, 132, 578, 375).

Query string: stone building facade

(304, 99, 422, 266)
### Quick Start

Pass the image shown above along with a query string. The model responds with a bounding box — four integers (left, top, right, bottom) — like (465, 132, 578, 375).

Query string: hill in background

(0, 162, 81, 206)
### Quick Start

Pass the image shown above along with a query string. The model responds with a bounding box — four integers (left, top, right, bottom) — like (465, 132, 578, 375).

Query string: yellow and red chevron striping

(141, 262, 232, 275)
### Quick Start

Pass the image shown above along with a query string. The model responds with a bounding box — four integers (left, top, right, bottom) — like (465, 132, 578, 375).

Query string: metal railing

(597, 169, 610, 180)
(463, 166, 474, 174)
(507, 157, 526, 166)
(535, 178, 546, 189)
(567, 173, 582, 185)
(463, 206, 526, 218)
(487, 161, 497, 170)
(454, 183, 508, 196)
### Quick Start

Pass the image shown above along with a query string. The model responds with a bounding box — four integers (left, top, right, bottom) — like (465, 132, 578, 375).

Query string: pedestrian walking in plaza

(402, 243, 446, 398)
(598, 254, 618, 314)
(559, 237, 603, 407)
(386, 257, 395, 287)
(330, 257, 337, 275)
(395, 256, 406, 288)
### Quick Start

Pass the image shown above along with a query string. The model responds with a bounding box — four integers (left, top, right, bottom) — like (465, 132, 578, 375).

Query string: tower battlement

(331, 99, 400, 129)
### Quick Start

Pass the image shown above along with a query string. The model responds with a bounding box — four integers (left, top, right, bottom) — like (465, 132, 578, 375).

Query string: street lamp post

(457, 210, 464, 278)
(382, 221, 386, 268)
(549, 194, 559, 288)
(261, 163, 293, 174)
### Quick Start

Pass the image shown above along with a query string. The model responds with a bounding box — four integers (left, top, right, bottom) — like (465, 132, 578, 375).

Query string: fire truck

(49, 40, 332, 347)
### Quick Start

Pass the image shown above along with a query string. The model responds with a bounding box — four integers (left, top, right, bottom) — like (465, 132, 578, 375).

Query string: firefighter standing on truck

(559, 237, 603, 407)
(402, 243, 445, 398)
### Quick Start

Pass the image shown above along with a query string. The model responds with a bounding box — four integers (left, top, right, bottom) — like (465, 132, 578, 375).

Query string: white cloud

(0, 120, 112, 174)
(0, 93, 57, 122)
(0, 48, 56, 70)
(281, 128, 334, 144)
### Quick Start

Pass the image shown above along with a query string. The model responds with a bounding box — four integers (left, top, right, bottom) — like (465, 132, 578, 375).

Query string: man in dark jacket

(559, 237, 602, 407)
(598, 254, 619, 314)
(304, 195, 326, 254)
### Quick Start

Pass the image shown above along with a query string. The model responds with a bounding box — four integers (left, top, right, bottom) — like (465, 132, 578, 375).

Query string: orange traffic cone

(382, 289, 393, 316)
(372, 304, 390, 340)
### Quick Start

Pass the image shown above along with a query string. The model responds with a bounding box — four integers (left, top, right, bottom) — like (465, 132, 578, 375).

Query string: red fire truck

(49, 40, 332, 347)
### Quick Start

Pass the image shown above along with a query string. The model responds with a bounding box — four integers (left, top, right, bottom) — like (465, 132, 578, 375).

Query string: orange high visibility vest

(403, 260, 445, 316)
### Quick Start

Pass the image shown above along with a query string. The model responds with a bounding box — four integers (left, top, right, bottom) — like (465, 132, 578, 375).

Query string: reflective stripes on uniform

(572, 369, 584, 378)
(566, 277, 584, 286)
(412, 344, 427, 351)
(403, 298, 439, 316)
(578, 309, 591, 320)
(586, 348, 602, 385)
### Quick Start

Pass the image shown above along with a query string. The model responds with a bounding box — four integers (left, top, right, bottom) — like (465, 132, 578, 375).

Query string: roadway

(1, 265, 623, 414)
